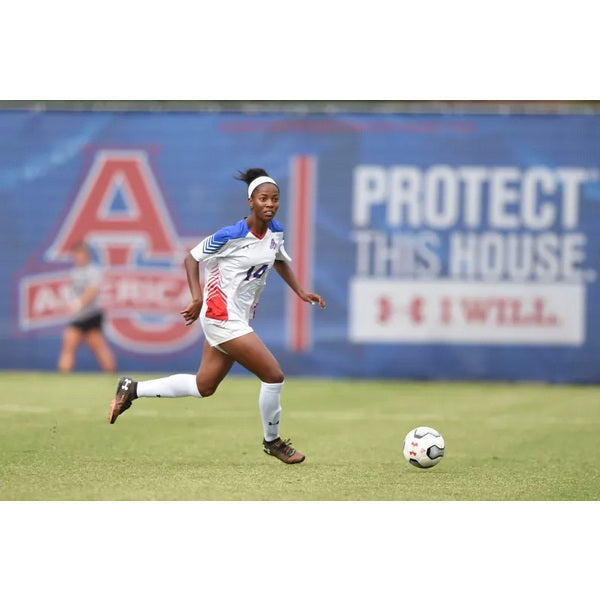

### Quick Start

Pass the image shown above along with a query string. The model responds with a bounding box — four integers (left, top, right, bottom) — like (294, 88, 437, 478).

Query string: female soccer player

(58, 241, 116, 373)
(108, 168, 326, 464)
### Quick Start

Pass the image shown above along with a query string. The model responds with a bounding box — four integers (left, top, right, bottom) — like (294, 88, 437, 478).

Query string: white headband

(248, 176, 278, 198)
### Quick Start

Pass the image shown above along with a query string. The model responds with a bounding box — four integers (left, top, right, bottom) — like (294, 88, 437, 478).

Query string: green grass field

(1, 371, 599, 500)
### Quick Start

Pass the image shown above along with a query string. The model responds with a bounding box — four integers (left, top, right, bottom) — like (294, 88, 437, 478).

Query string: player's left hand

(303, 292, 326, 309)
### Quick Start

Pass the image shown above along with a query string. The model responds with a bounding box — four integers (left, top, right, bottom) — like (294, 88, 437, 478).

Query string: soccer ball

(403, 426, 445, 469)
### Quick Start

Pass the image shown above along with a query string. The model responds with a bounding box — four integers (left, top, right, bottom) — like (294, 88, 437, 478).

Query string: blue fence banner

(2, 110, 600, 382)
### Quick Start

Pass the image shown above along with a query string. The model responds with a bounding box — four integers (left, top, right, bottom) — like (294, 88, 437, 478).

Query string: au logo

(19, 149, 202, 354)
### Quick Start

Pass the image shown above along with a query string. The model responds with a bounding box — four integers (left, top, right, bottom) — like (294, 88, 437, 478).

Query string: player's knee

(262, 369, 285, 384)
(196, 377, 218, 397)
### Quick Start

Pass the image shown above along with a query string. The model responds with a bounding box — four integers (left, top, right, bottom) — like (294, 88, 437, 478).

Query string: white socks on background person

(259, 381, 283, 442)
(136, 374, 201, 398)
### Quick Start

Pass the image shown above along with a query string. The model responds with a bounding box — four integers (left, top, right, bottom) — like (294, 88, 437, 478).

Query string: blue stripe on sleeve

(202, 220, 250, 255)
(202, 235, 224, 254)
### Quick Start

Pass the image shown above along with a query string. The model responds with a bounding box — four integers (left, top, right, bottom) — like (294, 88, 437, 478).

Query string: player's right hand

(180, 298, 203, 326)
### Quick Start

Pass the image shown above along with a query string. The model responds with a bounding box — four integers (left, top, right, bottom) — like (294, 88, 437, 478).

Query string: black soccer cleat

(109, 376, 138, 424)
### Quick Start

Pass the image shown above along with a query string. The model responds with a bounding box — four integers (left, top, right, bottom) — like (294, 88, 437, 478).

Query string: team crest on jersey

(17, 149, 202, 354)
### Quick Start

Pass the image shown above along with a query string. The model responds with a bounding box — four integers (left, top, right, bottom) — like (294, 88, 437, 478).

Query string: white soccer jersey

(189, 218, 291, 323)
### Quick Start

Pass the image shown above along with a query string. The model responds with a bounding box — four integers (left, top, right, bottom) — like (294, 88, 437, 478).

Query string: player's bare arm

(181, 252, 203, 325)
(274, 259, 326, 309)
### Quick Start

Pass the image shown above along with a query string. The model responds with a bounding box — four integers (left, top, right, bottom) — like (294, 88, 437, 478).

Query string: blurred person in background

(57, 241, 116, 373)
(108, 168, 326, 464)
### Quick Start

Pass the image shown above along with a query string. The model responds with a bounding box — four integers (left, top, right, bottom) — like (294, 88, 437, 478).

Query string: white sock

(136, 374, 201, 398)
(259, 381, 283, 442)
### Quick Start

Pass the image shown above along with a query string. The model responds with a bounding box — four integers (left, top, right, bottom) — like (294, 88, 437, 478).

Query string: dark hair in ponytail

(235, 168, 270, 185)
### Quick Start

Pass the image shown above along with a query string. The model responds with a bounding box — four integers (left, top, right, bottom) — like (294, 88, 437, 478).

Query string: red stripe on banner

(288, 155, 315, 352)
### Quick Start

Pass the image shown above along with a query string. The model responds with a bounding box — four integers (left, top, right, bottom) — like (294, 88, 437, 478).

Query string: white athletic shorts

(200, 316, 253, 351)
